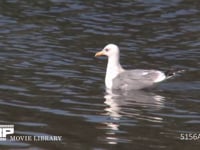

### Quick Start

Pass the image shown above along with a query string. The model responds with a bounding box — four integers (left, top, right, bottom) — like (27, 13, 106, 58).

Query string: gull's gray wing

(112, 69, 163, 90)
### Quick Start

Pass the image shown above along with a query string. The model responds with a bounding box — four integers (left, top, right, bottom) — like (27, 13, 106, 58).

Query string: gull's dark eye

(105, 48, 109, 52)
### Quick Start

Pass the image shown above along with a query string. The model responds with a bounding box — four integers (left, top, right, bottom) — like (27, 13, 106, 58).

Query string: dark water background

(0, 0, 199, 149)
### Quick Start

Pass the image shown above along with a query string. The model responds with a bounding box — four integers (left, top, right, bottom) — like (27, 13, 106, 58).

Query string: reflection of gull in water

(104, 94, 122, 120)
(104, 90, 165, 121)
(103, 90, 165, 144)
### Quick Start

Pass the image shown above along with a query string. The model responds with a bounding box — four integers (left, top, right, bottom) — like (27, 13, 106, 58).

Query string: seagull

(95, 44, 182, 91)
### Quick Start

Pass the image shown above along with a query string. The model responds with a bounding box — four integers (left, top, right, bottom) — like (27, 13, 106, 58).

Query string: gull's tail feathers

(165, 69, 185, 79)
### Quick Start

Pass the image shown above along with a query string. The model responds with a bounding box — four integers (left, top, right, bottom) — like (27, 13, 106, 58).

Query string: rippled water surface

(0, 0, 200, 150)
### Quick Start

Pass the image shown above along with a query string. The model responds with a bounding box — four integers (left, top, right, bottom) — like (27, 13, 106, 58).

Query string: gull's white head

(95, 44, 124, 90)
(95, 44, 120, 58)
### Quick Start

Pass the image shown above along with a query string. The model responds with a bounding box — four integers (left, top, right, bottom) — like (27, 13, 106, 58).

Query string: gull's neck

(105, 55, 124, 89)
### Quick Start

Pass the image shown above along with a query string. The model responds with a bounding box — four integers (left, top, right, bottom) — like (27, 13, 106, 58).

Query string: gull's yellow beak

(95, 50, 105, 57)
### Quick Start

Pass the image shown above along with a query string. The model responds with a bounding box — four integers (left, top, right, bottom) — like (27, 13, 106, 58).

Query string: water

(0, 0, 199, 149)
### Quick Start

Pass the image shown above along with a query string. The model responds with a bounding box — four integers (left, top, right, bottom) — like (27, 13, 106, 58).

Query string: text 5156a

(180, 133, 200, 140)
